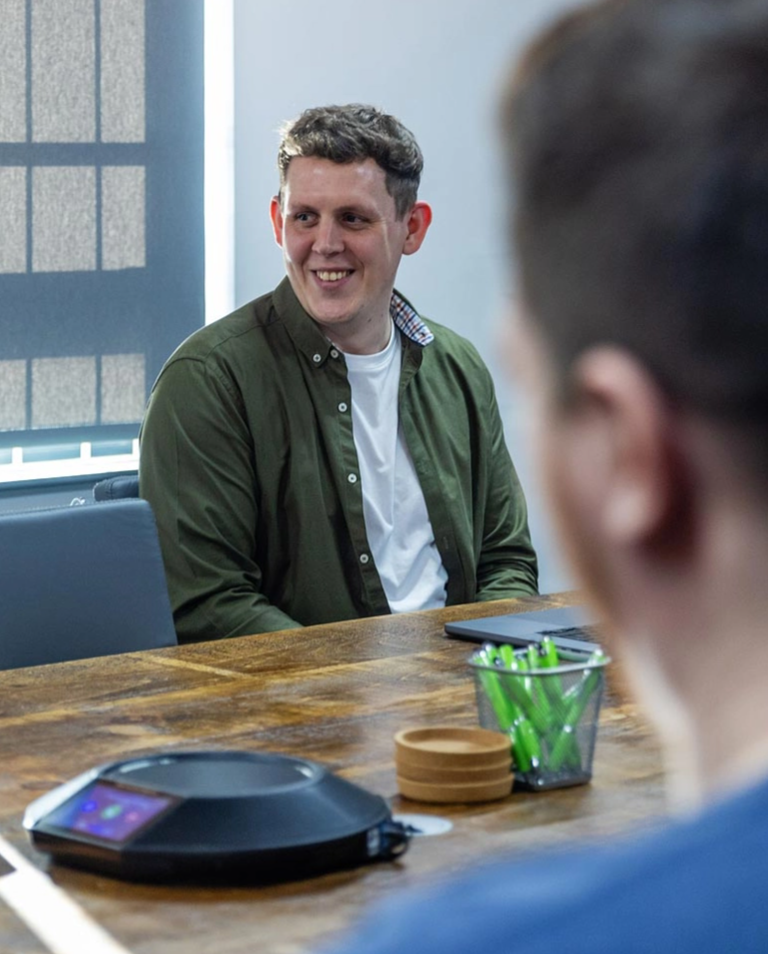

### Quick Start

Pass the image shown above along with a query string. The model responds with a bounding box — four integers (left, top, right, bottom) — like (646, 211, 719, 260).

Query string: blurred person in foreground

(139, 104, 538, 643)
(325, 0, 768, 951)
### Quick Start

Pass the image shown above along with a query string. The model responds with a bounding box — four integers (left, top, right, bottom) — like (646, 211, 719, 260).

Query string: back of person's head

(502, 0, 768, 433)
(277, 104, 423, 218)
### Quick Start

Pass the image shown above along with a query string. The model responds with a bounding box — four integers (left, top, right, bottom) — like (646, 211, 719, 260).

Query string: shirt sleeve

(475, 381, 539, 600)
(139, 356, 302, 642)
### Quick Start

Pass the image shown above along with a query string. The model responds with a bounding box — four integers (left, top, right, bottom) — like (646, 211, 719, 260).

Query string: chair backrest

(93, 474, 140, 501)
(0, 499, 177, 670)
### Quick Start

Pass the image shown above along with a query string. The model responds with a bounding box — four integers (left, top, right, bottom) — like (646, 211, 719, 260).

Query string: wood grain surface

(0, 594, 666, 954)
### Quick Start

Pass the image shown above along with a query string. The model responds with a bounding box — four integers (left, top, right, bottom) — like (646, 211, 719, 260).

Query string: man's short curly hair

(277, 104, 423, 218)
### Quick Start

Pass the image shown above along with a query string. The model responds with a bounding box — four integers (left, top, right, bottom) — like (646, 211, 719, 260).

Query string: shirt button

(330, 349, 339, 359)
(338, 402, 348, 413)
(312, 353, 322, 364)
(347, 473, 358, 484)
(359, 553, 370, 564)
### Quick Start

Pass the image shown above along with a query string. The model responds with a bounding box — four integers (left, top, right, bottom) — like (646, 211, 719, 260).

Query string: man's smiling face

(270, 156, 427, 353)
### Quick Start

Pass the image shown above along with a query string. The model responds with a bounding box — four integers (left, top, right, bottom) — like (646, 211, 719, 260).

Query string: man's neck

(322, 314, 393, 356)
(612, 495, 768, 813)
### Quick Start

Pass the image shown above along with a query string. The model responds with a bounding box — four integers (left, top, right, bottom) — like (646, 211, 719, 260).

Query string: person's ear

(270, 196, 284, 248)
(402, 201, 432, 255)
(569, 346, 682, 546)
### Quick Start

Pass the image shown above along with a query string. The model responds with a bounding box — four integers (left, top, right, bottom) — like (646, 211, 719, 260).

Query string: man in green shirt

(139, 104, 538, 643)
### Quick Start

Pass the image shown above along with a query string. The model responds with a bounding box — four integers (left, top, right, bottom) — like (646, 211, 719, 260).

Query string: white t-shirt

(343, 325, 448, 612)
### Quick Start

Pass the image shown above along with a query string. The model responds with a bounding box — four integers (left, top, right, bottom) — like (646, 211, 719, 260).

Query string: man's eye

(294, 212, 314, 223)
(342, 213, 365, 225)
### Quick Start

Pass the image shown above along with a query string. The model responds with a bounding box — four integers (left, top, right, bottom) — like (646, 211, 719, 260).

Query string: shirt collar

(274, 278, 434, 362)
(391, 291, 434, 346)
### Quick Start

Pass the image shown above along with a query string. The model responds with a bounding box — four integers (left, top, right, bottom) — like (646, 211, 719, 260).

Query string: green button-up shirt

(139, 278, 538, 642)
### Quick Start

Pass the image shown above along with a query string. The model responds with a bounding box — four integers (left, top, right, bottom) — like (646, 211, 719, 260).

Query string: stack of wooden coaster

(394, 726, 513, 803)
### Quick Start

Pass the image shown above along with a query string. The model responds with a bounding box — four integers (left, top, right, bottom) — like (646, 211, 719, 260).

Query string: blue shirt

(325, 773, 768, 953)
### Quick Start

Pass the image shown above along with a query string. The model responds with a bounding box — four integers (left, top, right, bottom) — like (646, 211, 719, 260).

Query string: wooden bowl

(396, 773, 514, 804)
(394, 756, 511, 785)
(394, 726, 511, 770)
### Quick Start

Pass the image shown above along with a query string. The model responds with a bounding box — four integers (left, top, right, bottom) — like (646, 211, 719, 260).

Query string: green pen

(548, 652, 606, 771)
(539, 637, 563, 688)
(515, 653, 533, 696)
(499, 643, 515, 669)
(537, 637, 568, 723)
(525, 643, 540, 669)
(473, 648, 518, 732)
(540, 636, 560, 668)
(498, 655, 553, 736)
(513, 715, 541, 772)
(560, 650, 607, 712)
(472, 648, 535, 771)
(525, 642, 556, 730)
(529, 638, 580, 769)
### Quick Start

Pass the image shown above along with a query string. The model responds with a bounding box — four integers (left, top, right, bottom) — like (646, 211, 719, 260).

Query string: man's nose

(312, 218, 344, 256)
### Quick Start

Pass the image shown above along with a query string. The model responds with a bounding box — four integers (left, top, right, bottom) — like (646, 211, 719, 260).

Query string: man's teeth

(317, 270, 350, 282)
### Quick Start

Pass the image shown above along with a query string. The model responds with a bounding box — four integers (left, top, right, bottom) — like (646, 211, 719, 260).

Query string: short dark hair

(277, 104, 423, 218)
(502, 0, 768, 422)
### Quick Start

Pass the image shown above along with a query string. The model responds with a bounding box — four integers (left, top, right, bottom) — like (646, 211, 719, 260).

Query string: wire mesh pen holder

(469, 645, 610, 791)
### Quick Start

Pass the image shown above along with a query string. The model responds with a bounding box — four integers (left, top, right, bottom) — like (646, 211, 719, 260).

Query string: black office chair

(0, 499, 177, 670)
(93, 474, 140, 501)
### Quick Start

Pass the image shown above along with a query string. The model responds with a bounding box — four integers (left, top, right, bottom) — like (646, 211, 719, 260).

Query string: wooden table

(0, 594, 665, 954)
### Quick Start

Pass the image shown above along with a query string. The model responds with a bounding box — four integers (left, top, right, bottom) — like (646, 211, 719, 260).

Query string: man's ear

(402, 201, 432, 256)
(569, 346, 683, 546)
(269, 196, 284, 248)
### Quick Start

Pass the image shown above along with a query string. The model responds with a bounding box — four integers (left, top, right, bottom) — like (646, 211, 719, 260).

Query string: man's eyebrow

(284, 199, 380, 217)
(336, 203, 378, 218)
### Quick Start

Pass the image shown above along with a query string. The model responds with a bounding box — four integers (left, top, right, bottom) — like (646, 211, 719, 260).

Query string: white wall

(231, 0, 583, 593)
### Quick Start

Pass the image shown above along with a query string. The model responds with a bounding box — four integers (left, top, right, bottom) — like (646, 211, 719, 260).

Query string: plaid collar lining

(390, 292, 434, 346)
